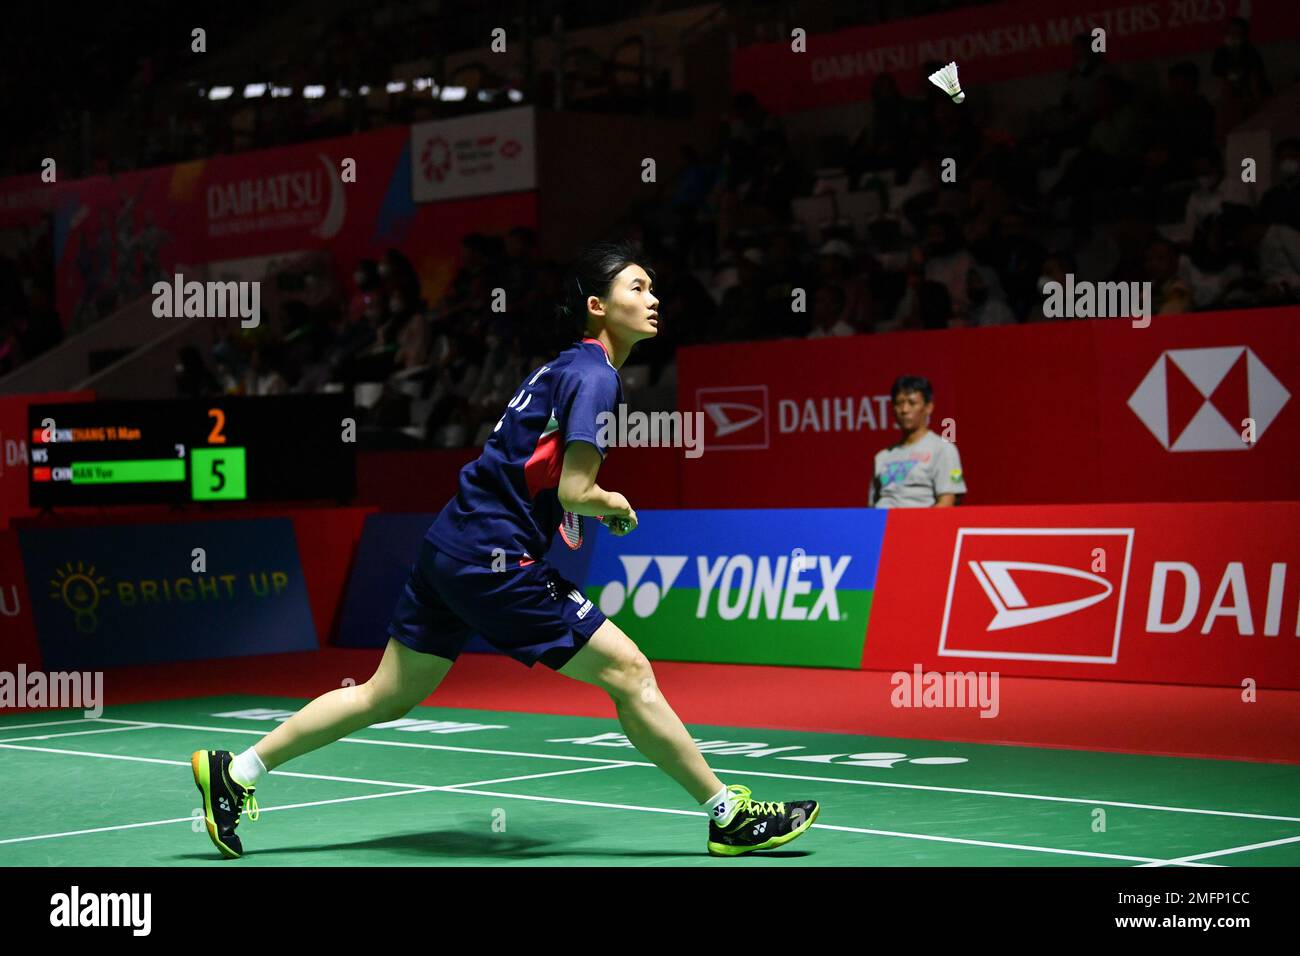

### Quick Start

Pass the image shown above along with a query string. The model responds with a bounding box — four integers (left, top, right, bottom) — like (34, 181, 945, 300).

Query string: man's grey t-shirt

(871, 431, 967, 508)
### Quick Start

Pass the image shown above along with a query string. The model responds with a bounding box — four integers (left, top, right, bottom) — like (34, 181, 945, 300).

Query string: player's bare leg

(558, 618, 722, 800)
(558, 618, 820, 854)
(256, 637, 453, 769)
(191, 638, 451, 858)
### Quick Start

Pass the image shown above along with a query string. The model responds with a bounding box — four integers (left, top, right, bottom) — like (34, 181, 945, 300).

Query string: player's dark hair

(556, 239, 656, 338)
(891, 375, 933, 404)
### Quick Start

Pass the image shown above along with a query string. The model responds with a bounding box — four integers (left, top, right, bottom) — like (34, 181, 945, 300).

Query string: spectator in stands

(816, 238, 872, 332)
(1080, 76, 1145, 189)
(966, 265, 1016, 326)
(1060, 32, 1106, 145)
(1212, 17, 1272, 135)
(1256, 220, 1300, 301)
(1184, 152, 1227, 236)
(1179, 213, 1245, 309)
(870, 375, 966, 508)
(847, 73, 914, 183)
(807, 284, 853, 338)
(719, 247, 769, 341)
(727, 92, 784, 170)
(379, 248, 423, 311)
(174, 345, 220, 398)
(347, 259, 381, 323)
(1157, 63, 1217, 181)
(241, 345, 289, 396)
(1140, 238, 1183, 313)
(917, 213, 977, 316)
(502, 226, 538, 306)
(1025, 252, 1074, 322)
(1260, 139, 1300, 232)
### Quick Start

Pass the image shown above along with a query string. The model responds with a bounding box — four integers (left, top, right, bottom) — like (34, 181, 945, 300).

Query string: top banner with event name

(730, 0, 1300, 114)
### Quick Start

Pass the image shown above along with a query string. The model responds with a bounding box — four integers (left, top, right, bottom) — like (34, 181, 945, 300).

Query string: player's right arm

(558, 440, 637, 533)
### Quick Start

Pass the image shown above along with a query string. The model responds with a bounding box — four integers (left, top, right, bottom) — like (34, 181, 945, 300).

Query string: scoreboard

(28, 395, 356, 507)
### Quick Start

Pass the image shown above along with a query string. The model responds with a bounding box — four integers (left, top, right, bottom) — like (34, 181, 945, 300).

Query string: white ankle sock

(704, 785, 735, 825)
(230, 748, 267, 788)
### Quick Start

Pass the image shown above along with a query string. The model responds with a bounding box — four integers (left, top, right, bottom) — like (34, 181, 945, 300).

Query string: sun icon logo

(48, 561, 111, 634)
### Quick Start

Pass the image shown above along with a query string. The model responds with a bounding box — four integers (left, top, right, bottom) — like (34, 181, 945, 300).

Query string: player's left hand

(606, 512, 637, 535)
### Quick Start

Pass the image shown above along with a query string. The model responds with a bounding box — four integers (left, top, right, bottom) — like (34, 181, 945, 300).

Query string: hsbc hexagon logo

(695, 385, 769, 450)
(1128, 347, 1290, 451)
(940, 528, 1135, 663)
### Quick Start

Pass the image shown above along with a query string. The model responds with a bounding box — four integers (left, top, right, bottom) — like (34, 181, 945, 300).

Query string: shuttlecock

(928, 61, 964, 103)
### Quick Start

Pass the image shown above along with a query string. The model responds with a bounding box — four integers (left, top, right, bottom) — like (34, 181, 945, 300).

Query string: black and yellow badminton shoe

(191, 750, 259, 859)
(707, 784, 820, 856)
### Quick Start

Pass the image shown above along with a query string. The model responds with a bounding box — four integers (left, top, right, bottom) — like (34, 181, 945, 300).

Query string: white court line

(807, 822, 1218, 866)
(0, 743, 189, 768)
(0, 790, 437, 846)
(0, 762, 635, 846)
(77, 717, 1300, 825)
(1138, 833, 1300, 867)
(0, 742, 474, 791)
(90, 718, 633, 764)
(0, 739, 1227, 865)
(417, 786, 1218, 866)
(0, 717, 103, 732)
(0, 724, 160, 744)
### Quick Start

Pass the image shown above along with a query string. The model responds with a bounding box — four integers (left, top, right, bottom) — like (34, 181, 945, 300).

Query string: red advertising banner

(49, 127, 406, 330)
(677, 309, 1300, 508)
(731, 0, 1300, 114)
(864, 502, 1300, 688)
(0, 391, 94, 529)
(47, 126, 537, 331)
(0, 173, 52, 230)
(0, 529, 41, 669)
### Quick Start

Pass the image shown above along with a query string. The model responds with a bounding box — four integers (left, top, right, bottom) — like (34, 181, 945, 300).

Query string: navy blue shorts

(386, 538, 607, 669)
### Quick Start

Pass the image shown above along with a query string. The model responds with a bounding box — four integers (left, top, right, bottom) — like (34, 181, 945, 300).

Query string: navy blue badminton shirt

(425, 337, 623, 567)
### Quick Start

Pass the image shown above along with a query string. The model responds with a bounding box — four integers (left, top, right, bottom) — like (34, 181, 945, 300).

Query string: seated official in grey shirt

(870, 375, 967, 508)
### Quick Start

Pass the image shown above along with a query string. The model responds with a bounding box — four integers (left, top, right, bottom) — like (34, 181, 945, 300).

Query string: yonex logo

(597, 554, 850, 621)
(752, 822, 767, 836)
(218, 797, 230, 812)
(598, 556, 688, 617)
(1128, 346, 1290, 451)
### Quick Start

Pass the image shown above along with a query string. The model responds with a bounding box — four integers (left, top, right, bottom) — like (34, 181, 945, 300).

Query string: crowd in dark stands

(6, 12, 1298, 450)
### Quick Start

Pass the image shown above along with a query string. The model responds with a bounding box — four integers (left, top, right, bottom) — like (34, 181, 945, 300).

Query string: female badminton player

(192, 239, 820, 859)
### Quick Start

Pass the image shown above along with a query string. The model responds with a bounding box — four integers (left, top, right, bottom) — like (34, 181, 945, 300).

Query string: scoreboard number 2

(207, 407, 227, 444)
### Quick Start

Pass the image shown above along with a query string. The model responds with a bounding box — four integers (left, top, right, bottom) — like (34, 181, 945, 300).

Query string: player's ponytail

(557, 239, 655, 339)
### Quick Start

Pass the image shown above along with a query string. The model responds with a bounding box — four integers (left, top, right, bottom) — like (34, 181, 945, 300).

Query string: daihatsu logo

(703, 401, 762, 437)
(940, 528, 1134, 664)
(695, 386, 769, 450)
(968, 561, 1114, 630)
